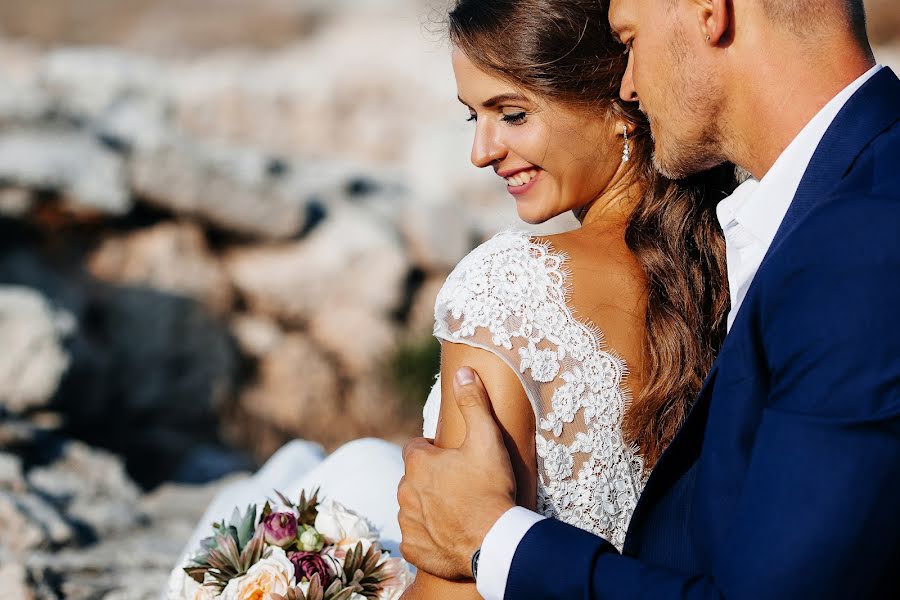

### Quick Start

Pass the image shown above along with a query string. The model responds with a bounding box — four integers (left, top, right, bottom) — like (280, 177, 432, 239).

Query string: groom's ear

(691, 0, 731, 47)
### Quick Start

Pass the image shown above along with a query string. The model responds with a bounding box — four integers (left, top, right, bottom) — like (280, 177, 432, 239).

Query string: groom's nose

(619, 51, 638, 103)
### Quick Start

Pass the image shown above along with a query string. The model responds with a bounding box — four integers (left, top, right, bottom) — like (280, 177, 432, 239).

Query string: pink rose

(262, 512, 298, 547)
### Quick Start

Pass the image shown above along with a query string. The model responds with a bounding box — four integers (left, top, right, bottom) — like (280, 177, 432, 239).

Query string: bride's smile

(497, 166, 542, 195)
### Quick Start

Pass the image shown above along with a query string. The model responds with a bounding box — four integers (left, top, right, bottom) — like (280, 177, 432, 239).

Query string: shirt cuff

(475, 507, 546, 600)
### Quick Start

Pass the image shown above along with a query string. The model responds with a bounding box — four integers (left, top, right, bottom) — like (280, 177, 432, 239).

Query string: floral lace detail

(431, 230, 647, 550)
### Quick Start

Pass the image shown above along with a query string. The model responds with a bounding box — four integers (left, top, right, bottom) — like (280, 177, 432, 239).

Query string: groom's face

(609, 0, 725, 178)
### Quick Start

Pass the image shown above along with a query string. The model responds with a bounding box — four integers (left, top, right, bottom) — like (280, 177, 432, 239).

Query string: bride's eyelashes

(465, 110, 528, 125)
(501, 111, 528, 125)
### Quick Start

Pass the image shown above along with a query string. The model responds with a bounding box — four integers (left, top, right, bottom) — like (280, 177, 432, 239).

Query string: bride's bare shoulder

(535, 228, 649, 387)
(535, 228, 646, 299)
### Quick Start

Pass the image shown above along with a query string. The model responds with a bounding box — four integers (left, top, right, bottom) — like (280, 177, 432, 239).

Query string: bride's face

(453, 49, 623, 225)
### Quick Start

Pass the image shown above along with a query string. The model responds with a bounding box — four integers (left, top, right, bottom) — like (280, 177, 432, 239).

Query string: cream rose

(193, 584, 219, 600)
(314, 499, 377, 547)
(376, 555, 414, 600)
(219, 547, 296, 600)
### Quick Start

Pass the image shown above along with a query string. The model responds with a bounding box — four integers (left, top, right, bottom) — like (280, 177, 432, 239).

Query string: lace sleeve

(432, 229, 646, 550)
(433, 230, 565, 420)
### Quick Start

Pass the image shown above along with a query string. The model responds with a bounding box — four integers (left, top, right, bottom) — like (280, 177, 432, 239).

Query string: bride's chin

(515, 210, 551, 226)
(514, 200, 556, 225)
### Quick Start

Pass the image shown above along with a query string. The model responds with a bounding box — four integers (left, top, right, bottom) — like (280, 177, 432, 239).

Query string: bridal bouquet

(168, 489, 412, 600)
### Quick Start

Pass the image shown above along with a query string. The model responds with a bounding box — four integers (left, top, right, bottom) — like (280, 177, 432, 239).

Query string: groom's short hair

(762, 0, 868, 43)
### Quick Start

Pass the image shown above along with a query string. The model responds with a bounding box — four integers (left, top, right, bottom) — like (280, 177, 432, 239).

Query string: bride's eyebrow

(480, 93, 528, 108)
(457, 93, 529, 110)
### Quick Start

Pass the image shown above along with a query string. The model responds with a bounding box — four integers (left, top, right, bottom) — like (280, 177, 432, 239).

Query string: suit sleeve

(505, 194, 900, 599)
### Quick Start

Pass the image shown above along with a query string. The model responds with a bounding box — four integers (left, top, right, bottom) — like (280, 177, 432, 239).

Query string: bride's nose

(470, 122, 507, 168)
(619, 51, 638, 103)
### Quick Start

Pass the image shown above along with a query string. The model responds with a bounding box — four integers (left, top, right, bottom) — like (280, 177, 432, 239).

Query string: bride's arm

(401, 341, 537, 600)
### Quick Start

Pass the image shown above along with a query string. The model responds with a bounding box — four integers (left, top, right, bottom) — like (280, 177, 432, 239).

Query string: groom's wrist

(475, 507, 547, 600)
(462, 499, 514, 580)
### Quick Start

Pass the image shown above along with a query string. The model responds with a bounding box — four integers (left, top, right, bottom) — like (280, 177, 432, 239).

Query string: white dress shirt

(475, 64, 884, 600)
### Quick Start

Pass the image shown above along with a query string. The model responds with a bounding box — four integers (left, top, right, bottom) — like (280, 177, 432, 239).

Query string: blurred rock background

(0, 1, 897, 598)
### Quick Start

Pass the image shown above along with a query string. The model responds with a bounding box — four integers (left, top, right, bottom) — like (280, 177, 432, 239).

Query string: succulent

(274, 487, 321, 527)
(271, 573, 356, 600)
(338, 542, 391, 599)
(184, 505, 267, 590)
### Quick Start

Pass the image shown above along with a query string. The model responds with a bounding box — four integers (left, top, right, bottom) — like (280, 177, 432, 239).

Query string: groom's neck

(725, 32, 875, 180)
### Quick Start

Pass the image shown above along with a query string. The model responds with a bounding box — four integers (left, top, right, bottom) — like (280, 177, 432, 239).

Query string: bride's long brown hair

(449, 0, 733, 468)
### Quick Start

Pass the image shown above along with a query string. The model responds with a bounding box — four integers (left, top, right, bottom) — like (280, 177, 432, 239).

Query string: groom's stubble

(646, 13, 728, 180)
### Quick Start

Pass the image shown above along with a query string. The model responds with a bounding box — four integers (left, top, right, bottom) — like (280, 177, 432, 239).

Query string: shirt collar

(718, 64, 884, 243)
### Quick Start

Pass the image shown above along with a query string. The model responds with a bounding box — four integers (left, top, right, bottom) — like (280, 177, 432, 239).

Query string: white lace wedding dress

(424, 230, 646, 550)
(168, 229, 646, 596)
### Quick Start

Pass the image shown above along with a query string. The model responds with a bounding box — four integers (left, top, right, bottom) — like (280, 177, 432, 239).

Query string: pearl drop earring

(622, 125, 630, 163)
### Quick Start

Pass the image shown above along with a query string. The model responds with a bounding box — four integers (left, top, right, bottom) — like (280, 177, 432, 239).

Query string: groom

(398, 0, 900, 598)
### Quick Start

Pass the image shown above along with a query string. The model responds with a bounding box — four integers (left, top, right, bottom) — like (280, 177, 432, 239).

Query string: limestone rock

(0, 561, 32, 600)
(87, 221, 234, 315)
(130, 137, 310, 239)
(0, 418, 42, 448)
(0, 128, 131, 216)
(398, 198, 471, 272)
(225, 206, 410, 325)
(229, 313, 284, 358)
(405, 274, 447, 337)
(0, 286, 74, 414)
(308, 303, 397, 375)
(0, 490, 74, 554)
(0, 452, 26, 493)
(0, 493, 47, 555)
(94, 93, 171, 153)
(0, 188, 34, 218)
(27, 440, 142, 538)
(0, 76, 50, 128)
(39, 47, 167, 120)
(236, 334, 340, 456)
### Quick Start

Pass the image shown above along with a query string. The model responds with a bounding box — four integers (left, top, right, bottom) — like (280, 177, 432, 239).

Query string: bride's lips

(498, 167, 543, 196)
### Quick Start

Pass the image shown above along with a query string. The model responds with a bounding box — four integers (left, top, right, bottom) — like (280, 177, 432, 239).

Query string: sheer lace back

(429, 230, 646, 549)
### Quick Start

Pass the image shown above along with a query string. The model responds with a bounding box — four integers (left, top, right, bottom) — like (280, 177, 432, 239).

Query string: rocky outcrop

(224, 205, 409, 325)
(0, 286, 74, 414)
(129, 137, 315, 240)
(87, 221, 235, 316)
(0, 437, 241, 600)
(0, 128, 131, 216)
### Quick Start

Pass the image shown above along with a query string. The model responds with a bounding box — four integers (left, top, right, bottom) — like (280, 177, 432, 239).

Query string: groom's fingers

(402, 437, 437, 473)
(452, 366, 505, 451)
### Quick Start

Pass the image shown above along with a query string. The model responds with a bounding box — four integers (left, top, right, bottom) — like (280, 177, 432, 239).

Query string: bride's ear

(693, 0, 730, 46)
(614, 121, 637, 137)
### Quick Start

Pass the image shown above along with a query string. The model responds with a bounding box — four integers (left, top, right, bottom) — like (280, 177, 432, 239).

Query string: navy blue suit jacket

(506, 68, 900, 599)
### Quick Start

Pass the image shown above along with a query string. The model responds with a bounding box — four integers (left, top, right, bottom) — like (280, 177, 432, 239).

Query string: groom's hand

(398, 367, 517, 580)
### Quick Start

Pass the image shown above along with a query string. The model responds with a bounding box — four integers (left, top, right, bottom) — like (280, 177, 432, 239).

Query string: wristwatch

(471, 547, 481, 581)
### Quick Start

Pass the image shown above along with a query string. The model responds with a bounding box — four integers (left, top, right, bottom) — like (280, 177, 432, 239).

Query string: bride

(403, 0, 734, 597)
(171, 0, 734, 595)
